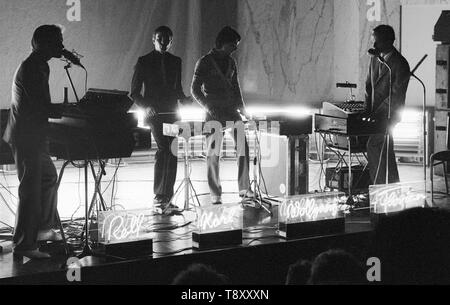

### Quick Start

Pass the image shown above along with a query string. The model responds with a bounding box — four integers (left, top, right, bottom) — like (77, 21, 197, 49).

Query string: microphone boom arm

(64, 63, 80, 103)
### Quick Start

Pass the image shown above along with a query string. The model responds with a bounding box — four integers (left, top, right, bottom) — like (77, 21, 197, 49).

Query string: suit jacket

(130, 50, 185, 116)
(191, 49, 244, 122)
(365, 48, 410, 126)
(3, 52, 52, 145)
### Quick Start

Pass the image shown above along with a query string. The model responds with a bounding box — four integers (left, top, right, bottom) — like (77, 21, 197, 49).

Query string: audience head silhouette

(370, 207, 450, 284)
(285, 259, 312, 285)
(309, 249, 365, 285)
(172, 263, 229, 285)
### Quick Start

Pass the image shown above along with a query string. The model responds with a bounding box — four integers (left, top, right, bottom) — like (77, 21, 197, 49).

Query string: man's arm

(131, 57, 156, 116)
(389, 58, 410, 114)
(365, 59, 373, 112)
(20, 64, 52, 120)
(231, 59, 245, 112)
(130, 58, 148, 108)
(191, 58, 208, 109)
(375, 58, 410, 120)
(174, 57, 186, 100)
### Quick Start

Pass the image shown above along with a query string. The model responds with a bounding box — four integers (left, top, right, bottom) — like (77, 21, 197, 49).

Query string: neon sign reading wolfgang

(279, 193, 344, 223)
(98, 210, 149, 243)
(197, 205, 242, 232)
(370, 184, 426, 214)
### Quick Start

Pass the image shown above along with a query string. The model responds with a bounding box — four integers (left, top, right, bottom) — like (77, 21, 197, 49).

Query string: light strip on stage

(393, 108, 423, 140)
(131, 105, 314, 126)
(178, 106, 206, 122)
(129, 110, 149, 129)
(246, 106, 313, 118)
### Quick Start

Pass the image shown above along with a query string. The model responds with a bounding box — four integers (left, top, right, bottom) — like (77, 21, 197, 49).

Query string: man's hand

(48, 104, 64, 119)
(145, 106, 157, 118)
(178, 96, 193, 105)
(205, 107, 217, 120)
(238, 107, 251, 120)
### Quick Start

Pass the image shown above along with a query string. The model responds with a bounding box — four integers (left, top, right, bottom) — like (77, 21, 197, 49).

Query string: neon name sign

(370, 185, 425, 214)
(99, 210, 148, 243)
(279, 193, 344, 223)
(197, 205, 242, 232)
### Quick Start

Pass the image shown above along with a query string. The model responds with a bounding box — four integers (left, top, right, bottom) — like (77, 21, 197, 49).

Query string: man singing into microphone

(3, 25, 64, 259)
(131, 26, 190, 214)
(365, 25, 410, 184)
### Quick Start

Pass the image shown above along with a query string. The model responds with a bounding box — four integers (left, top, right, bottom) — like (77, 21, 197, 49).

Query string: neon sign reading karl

(198, 206, 241, 232)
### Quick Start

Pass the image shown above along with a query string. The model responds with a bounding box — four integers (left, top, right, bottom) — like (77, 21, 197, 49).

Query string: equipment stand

(169, 137, 201, 213)
(55, 159, 107, 257)
(318, 132, 370, 205)
(245, 128, 274, 215)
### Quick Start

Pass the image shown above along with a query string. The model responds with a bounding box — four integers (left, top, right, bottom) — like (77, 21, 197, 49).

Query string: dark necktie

(161, 55, 167, 86)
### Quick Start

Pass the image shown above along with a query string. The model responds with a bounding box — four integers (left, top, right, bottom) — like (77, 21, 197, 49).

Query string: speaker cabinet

(259, 134, 309, 197)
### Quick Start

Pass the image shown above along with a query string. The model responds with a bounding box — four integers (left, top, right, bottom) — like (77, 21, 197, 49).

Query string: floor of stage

(0, 152, 449, 284)
(0, 206, 373, 284)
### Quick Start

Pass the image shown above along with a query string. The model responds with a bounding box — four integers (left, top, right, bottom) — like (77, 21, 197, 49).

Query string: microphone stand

(410, 54, 428, 203)
(63, 62, 93, 258)
(373, 58, 392, 185)
(384, 61, 392, 185)
(64, 62, 80, 103)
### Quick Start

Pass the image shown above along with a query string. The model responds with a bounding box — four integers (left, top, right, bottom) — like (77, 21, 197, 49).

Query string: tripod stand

(244, 126, 275, 215)
(168, 135, 201, 212)
(56, 159, 107, 258)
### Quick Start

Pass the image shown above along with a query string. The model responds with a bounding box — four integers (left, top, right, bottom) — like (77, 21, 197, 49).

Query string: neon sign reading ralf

(99, 212, 146, 243)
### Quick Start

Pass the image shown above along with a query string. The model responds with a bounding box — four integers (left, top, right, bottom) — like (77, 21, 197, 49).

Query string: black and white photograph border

(0, 0, 450, 288)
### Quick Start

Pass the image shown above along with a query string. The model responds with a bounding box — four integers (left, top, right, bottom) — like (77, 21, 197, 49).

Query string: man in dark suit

(365, 25, 410, 184)
(3, 25, 64, 259)
(131, 26, 190, 214)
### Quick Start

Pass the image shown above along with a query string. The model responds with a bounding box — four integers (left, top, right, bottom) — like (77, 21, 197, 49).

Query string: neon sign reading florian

(197, 205, 242, 232)
(370, 183, 426, 214)
(279, 193, 344, 223)
(98, 210, 149, 243)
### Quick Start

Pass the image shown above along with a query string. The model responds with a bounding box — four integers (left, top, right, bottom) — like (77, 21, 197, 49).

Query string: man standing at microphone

(3, 25, 65, 259)
(131, 26, 190, 214)
(365, 25, 410, 184)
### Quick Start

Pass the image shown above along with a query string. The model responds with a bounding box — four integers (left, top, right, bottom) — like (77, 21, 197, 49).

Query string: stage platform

(0, 156, 449, 285)
(0, 205, 372, 285)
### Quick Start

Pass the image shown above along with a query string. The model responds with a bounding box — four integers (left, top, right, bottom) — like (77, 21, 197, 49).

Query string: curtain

(0, 0, 238, 108)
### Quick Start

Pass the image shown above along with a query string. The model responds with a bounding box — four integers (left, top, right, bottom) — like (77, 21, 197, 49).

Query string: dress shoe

(239, 189, 256, 199)
(162, 203, 182, 215)
(37, 229, 63, 242)
(153, 195, 169, 206)
(13, 249, 51, 260)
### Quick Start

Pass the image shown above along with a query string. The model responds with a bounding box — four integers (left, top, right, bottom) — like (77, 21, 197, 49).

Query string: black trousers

(367, 133, 400, 184)
(148, 114, 178, 198)
(10, 140, 58, 251)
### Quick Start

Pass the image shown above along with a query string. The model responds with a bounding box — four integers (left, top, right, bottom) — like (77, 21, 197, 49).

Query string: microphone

(61, 49, 85, 69)
(368, 48, 385, 63)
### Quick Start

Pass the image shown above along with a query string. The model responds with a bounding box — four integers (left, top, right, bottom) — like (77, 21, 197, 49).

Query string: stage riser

(0, 231, 370, 285)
